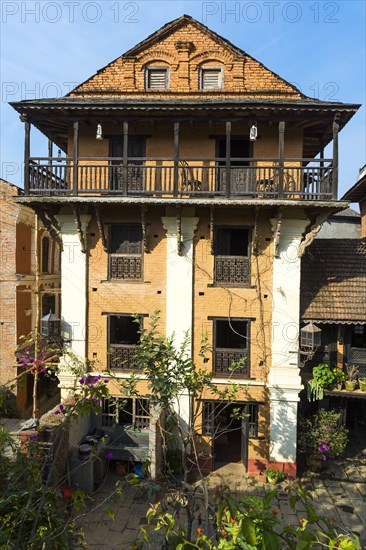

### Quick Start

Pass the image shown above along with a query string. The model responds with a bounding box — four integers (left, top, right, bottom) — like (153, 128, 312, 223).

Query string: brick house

(343, 165, 366, 238)
(0, 179, 61, 416)
(9, 15, 360, 475)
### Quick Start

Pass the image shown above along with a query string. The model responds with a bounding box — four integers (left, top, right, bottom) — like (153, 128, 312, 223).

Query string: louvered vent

(146, 68, 168, 90)
(201, 68, 223, 90)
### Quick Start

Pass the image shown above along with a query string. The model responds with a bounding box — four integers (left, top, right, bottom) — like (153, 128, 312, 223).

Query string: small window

(201, 401, 258, 437)
(213, 318, 250, 377)
(146, 67, 169, 90)
(101, 397, 150, 429)
(214, 227, 251, 285)
(41, 237, 50, 273)
(42, 294, 56, 317)
(108, 314, 141, 371)
(200, 67, 223, 90)
(109, 224, 143, 280)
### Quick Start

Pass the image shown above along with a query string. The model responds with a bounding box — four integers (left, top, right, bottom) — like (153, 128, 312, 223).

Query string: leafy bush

(298, 409, 348, 462)
(307, 364, 335, 401)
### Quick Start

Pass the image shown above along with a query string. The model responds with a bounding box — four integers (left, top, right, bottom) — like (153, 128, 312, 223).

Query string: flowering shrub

(298, 409, 348, 462)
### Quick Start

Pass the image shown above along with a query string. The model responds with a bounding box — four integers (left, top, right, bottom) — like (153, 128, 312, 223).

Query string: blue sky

(1, 0, 365, 199)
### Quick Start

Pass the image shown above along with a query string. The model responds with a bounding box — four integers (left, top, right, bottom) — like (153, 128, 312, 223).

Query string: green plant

(265, 467, 285, 483)
(332, 368, 346, 385)
(307, 363, 335, 401)
(346, 364, 359, 381)
(298, 409, 348, 463)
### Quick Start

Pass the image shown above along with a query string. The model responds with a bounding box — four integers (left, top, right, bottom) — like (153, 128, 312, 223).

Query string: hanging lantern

(41, 310, 61, 338)
(300, 322, 321, 351)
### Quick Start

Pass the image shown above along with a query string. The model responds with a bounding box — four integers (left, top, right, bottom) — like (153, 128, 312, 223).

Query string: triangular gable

(69, 15, 304, 98)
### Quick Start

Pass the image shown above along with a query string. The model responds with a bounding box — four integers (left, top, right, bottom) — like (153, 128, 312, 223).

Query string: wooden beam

(210, 206, 215, 255)
(123, 121, 128, 196)
(23, 118, 30, 195)
(72, 121, 79, 195)
(278, 121, 285, 198)
(141, 206, 148, 253)
(332, 115, 340, 199)
(94, 205, 108, 253)
(72, 205, 86, 253)
(173, 122, 180, 197)
(225, 121, 231, 198)
(176, 205, 182, 255)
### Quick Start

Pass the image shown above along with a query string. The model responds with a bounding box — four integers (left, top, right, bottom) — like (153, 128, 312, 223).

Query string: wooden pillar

(225, 121, 231, 198)
(23, 117, 30, 195)
(72, 121, 79, 195)
(278, 121, 285, 198)
(332, 116, 339, 200)
(173, 121, 180, 197)
(123, 121, 129, 196)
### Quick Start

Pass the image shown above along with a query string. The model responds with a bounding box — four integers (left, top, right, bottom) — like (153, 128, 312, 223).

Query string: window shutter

(147, 69, 167, 90)
(202, 69, 222, 90)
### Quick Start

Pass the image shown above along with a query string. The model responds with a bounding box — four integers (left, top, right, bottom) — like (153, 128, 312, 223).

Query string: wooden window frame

(107, 314, 143, 371)
(145, 66, 170, 90)
(101, 397, 150, 429)
(199, 66, 224, 90)
(201, 401, 259, 438)
(212, 317, 250, 378)
(213, 226, 251, 287)
(108, 223, 143, 281)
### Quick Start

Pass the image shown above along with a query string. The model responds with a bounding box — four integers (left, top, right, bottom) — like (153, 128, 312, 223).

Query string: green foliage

(141, 486, 360, 549)
(307, 364, 335, 401)
(346, 364, 359, 382)
(298, 409, 349, 461)
(265, 468, 285, 483)
(0, 386, 17, 418)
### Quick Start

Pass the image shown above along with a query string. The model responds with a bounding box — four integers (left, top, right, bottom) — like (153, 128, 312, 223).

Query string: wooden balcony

(27, 157, 334, 201)
(214, 348, 249, 377)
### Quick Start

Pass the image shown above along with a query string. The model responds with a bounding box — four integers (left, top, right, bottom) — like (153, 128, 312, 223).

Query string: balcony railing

(27, 157, 334, 200)
(109, 344, 140, 371)
(214, 348, 249, 378)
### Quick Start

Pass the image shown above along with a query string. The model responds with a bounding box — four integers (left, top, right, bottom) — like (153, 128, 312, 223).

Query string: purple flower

(106, 453, 113, 460)
(54, 411, 60, 415)
(103, 379, 109, 384)
(29, 434, 38, 440)
(59, 404, 64, 411)
(86, 377, 92, 384)
(79, 378, 85, 384)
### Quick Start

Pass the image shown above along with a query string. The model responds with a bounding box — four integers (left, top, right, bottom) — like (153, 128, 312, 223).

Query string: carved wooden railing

(214, 256, 250, 285)
(214, 348, 249, 378)
(26, 157, 334, 200)
(109, 345, 140, 371)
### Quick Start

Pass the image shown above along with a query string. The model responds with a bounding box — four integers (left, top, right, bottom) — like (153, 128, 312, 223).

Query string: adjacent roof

(342, 165, 366, 202)
(301, 239, 366, 324)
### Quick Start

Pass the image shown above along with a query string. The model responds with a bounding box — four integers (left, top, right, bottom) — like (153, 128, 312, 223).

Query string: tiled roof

(301, 239, 366, 324)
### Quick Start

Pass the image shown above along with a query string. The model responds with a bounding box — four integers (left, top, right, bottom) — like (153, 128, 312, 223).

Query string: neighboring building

(9, 15, 360, 475)
(315, 208, 360, 239)
(0, 179, 61, 417)
(343, 165, 366, 238)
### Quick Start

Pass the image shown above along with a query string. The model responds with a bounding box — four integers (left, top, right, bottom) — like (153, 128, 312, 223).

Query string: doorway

(216, 138, 253, 193)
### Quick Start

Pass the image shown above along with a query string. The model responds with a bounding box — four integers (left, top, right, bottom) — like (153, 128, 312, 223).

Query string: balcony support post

(225, 121, 231, 198)
(22, 116, 30, 194)
(173, 121, 180, 197)
(278, 121, 285, 198)
(332, 115, 339, 199)
(72, 121, 79, 195)
(123, 121, 128, 196)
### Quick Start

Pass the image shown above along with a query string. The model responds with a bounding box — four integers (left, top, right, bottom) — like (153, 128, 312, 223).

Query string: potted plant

(345, 364, 359, 391)
(298, 409, 348, 472)
(265, 467, 285, 484)
(330, 368, 346, 390)
(358, 377, 366, 391)
(306, 363, 335, 401)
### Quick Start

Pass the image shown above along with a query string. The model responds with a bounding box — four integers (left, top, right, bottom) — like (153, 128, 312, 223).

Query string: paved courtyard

(77, 455, 366, 550)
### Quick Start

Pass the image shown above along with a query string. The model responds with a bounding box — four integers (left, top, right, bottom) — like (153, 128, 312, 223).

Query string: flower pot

(345, 380, 357, 391)
(307, 457, 326, 473)
(359, 378, 366, 392)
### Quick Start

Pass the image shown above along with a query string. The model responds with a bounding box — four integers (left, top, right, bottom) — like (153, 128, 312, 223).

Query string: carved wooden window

(41, 236, 50, 273)
(101, 397, 150, 429)
(214, 227, 250, 285)
(200, 67, 223, 90)
(108, 314, 141, 371)
(145, 67, 169, 90)
(109, 224, 143, 280)
(213, 318, 250, 377)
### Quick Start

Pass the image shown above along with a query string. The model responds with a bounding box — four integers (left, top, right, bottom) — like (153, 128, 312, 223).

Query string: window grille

(200, 67, 223, 90)
(214, 227, 251, 285)
(109, 224, 143, 280)
(146, 67, 169, 90)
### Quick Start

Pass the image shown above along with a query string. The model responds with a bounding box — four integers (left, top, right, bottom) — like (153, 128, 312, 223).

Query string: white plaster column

(56, 213, 91, 398)
(162, 210, 199, 431)
(268, 218, 308, 464)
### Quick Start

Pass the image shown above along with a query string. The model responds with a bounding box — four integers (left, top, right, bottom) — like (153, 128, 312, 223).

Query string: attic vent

(146, 67, 169, 90)
(200, 67, 223, 90)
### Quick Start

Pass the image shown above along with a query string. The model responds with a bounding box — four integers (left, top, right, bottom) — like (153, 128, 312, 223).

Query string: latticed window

(145, 67, 169, 90)
(214, 227, 250, 286)
(213, 318, 249, 377)
(109, 224, 143, 280)
(108, 315, 141, 371)
(101, 397, 150, 429)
